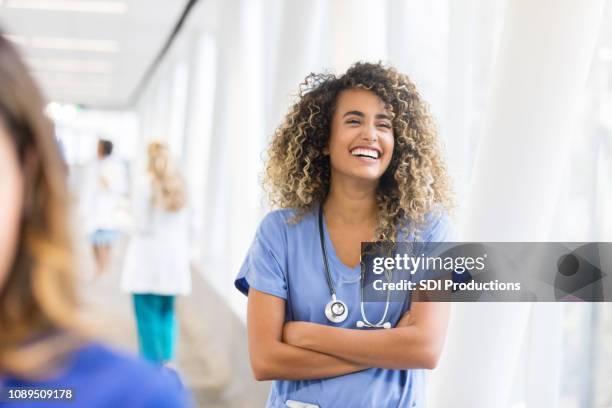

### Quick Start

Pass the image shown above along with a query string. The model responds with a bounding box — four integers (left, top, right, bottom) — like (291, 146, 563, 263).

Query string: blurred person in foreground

(0, 32, 192, 407)
(122, 141, 191, 367)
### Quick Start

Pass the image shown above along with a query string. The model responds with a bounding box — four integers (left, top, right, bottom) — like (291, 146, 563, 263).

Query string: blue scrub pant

(132, 294, 176, 363)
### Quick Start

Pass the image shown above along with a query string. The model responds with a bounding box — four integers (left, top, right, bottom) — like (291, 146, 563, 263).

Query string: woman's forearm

(284, 322, 439, 370)
(285, 302, 450, 370)
(247, 287, 368, 381)
(251, 339, 367, 381)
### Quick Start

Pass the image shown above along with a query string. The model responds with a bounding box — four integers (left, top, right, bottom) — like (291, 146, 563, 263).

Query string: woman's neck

(323, 177, 378, 225)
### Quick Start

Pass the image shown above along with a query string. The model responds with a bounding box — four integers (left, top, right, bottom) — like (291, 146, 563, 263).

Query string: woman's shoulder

(12, 341, 192, 407)
(423, 207, 456, 241)
(68, 342, 163, 376)
(398, 206, 456, 242)
(249, 208, 316, 253)
(257, 207, 313, 232)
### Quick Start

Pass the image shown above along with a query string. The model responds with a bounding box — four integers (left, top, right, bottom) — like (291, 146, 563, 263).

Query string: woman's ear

(323, 146, 330, 155)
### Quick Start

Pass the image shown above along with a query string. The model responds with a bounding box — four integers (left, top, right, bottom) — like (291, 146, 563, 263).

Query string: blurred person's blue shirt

(0, 342, 192, 407)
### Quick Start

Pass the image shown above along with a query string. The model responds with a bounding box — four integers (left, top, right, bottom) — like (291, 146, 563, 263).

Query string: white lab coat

(121, 175, 191, 296)
(79, 156, 130, 234)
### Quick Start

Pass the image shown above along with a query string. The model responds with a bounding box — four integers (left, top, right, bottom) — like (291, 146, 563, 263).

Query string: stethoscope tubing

(318, 204, 391, 328)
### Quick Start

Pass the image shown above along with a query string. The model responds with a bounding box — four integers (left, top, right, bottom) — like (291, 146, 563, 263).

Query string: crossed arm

(247, 288, 450, 381)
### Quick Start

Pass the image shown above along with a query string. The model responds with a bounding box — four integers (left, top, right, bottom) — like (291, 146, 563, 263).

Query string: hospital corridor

(2, 0, 612, 407)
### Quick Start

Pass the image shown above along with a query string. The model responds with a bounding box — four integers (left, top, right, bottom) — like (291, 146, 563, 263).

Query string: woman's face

(327, 88, 394, 186)
(0, 121, 24, 290)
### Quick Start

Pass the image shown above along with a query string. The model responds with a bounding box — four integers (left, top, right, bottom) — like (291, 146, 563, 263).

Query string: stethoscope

(319, 205, 393, 329)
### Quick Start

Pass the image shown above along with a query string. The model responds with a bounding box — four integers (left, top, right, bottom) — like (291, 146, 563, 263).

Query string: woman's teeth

(350, 147, 380, 159)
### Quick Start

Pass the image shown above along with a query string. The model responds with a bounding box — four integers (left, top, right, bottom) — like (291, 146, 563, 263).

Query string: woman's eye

(346, 119, 360, 125)
(378, 122, 392, 129)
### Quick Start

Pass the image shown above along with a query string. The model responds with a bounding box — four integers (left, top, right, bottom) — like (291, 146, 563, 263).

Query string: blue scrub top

(235, 205, 455, 408)
(0, 342, 192, 408)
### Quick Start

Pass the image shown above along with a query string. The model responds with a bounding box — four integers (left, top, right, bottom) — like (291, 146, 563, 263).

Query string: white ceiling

(0, 0, 190, 109)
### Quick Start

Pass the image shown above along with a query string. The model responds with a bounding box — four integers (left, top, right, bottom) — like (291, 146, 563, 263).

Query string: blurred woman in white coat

(121, 141, 191, 365)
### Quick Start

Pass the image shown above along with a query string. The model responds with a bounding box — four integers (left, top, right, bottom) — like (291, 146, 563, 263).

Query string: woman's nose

(361, 125, 378, 142)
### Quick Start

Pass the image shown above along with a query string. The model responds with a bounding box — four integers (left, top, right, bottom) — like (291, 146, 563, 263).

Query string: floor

(78, 240, 269, 407)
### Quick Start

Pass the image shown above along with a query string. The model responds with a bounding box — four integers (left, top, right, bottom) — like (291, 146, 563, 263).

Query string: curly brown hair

(265, 62, 453, 240)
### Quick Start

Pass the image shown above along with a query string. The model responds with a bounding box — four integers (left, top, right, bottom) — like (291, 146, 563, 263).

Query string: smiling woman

(236, 62, 455, 408)
(265, 62, 453, 241)
(326, 88, 395, 193)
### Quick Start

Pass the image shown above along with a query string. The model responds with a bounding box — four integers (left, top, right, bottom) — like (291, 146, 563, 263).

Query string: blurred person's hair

(147, 141, 186, 212)
(265, 62, 454, 240)
(98, 138, 113, 156)
(0, 32, 81, 376)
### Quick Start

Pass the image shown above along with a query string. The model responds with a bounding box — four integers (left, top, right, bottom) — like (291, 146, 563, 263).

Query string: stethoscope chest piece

(325, 295, 348, 323)
(319, 204, 391, 328)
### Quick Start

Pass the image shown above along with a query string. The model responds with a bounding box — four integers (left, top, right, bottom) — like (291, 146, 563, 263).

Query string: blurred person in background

(0, 32, 191, 407)
(80, 137, 129, 276)
(236, 62, 454, 407)
(121, 141, 191, 368)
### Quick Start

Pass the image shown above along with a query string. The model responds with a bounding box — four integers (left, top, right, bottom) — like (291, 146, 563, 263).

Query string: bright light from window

(46, 102, 78, 122)
(598, 47, 612, 62)
(6, 0, 127, 14)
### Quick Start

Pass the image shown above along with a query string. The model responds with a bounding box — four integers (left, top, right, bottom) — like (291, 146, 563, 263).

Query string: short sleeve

(423, 210, 457, 243)
(416, 210, 458, 283)
(234, 211, 288, 299)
